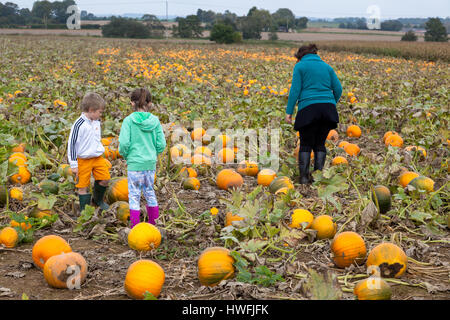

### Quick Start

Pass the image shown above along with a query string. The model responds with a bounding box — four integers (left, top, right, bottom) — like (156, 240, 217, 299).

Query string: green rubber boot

(93, 180, 109, 211)
(79, 194, 92, 213)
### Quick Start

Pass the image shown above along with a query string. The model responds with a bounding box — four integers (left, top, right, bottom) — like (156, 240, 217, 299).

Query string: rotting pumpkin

(366, 242, 408, 278)
(43, 252, 87, 289)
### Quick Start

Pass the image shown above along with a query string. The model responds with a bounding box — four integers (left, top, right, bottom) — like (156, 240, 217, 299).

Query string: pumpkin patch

(0, 35, 447, 301)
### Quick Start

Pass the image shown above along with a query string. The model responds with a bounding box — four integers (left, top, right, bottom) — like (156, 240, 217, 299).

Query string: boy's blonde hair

(80, 92, 106, 112)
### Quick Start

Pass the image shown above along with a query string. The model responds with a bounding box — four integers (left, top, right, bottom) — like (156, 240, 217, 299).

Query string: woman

(285, 44, 342, 184)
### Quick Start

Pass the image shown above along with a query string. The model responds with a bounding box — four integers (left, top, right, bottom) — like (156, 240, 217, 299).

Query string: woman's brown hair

(294, 44, 318, 62)
(130, 88, 152, 111)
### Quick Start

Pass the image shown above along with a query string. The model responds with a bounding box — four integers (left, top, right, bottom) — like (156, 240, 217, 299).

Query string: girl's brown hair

(130, 88, 152, 111)
(294, 44, 318, 61)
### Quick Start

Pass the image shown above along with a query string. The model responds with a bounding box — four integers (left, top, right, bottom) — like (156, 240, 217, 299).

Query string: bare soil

(0, 28, 423, 42)
(1, 176, 449, 300)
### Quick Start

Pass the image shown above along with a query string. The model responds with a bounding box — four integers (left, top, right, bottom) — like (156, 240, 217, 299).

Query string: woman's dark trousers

(298, 122, 330, 184)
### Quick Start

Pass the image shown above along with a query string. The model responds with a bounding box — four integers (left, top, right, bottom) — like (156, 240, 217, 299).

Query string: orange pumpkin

(346, 125, 361, 138)
(191, 128, 206, 141)
(237, 160, 259, 176)
(8, 154, 27, 167)
(11, 143, 26, 153)
(124, 259, 165, 299)
(216, 169, 243, 191)
(217, 148, 235, 164)
(9, 187, 23, 201)
(408, 176, 434, 193)
(43, 252, 88, 289)
(344, 143, 360, 157)
(101, 137, 115, 146)
(170, 144, 191, 163)
(103, 146, 119, 161)
(353, 277, 392, 300)
(10, 216, 31, 231)
(197, 247, 235, 287)
(331, 156, 348, 166)
(105, 177, 128, 204)
(30, 208, 53, 219)
(404, 146, 426, 158)
(116, 201, 130, 223)
(57, 164, 73, 178)
(257, 169, 277, 187)
(0, 227, 19, 248)
(398, 171, 419, 188)
(289, 209, 314, 229)
(217, 134, 231, 148)
(194, 146, 212, 157)
(9, 166, 31, 184)
(383, 131, 398, 144)
(331, 232, 367, 268)
(385, 134, 403, 147)
(366, 243, 407, 278)
(128, 222, 161, 251)
(268, 176, 294, 194)
(338, 141, 350, 149)
(225, 212, 244, 227)
(311, 215, 337, 239)
(191, 154, 212, 166)
(327, 130, 339, 142)
(183, 177, 201, 190)
(32, 235, 72, 269)
(9, 152, 27, 162)
(180, 167, 198, 178)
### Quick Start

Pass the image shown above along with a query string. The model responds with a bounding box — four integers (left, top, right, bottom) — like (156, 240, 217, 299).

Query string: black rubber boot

(92, 181, 109, 211)
(79, 194, 92, 213)
(314, 151, 327, 172)
(298, 151, 312, 185)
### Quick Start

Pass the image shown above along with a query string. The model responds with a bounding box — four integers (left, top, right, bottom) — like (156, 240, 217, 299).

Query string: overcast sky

(10, 0, 450, 18)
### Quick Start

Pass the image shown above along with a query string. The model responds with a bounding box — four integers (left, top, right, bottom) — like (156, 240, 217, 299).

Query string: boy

(67, 92, 110, 212)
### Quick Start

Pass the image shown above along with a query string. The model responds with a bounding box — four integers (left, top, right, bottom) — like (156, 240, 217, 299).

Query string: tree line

(172, 7, 309, 42)
(0, 2, 447, 42)
(0, 1, 100, 28)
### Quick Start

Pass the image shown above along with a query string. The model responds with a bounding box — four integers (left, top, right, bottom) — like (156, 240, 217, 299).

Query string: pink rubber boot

(130, 209, 140, 228)
(146, 206, 159, 225)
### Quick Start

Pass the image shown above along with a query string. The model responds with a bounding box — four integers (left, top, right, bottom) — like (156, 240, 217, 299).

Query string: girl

(119, 88, 166, 227)
(285, 44, 342, 184)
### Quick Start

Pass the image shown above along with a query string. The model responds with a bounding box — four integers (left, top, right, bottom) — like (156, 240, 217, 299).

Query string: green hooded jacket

(118, 112, 166, 171)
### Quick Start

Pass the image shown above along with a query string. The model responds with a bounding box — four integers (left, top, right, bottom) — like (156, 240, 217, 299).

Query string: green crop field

(0, 35, 448, 300)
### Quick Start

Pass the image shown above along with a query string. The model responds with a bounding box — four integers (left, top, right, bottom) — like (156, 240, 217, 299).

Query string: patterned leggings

(127, 170, 158, 211)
